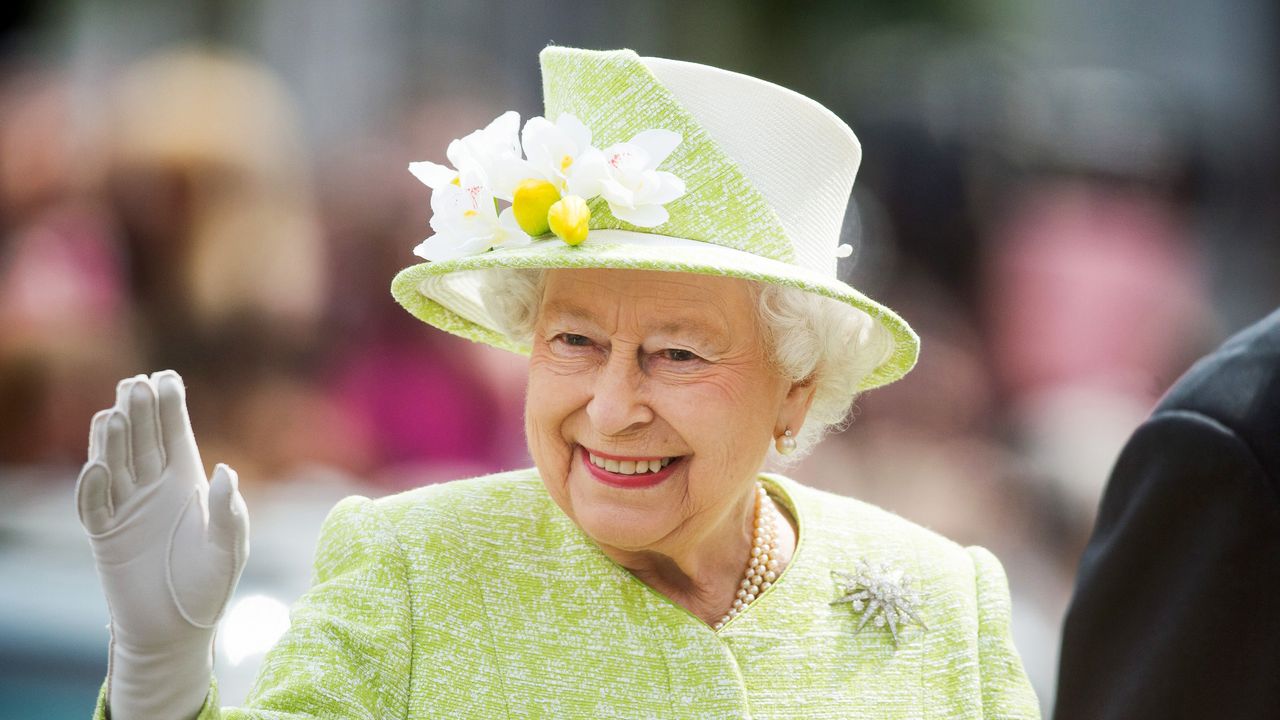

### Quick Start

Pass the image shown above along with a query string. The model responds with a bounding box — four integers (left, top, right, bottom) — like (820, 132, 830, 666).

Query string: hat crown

(540, 46, 861, 277)
(640, 56, 861, 277)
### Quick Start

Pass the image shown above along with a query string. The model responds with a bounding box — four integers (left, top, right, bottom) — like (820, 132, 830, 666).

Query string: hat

(391, 45, 918, 391)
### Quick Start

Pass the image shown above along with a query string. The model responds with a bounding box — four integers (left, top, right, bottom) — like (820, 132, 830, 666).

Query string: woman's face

(526, 268, 808, 555)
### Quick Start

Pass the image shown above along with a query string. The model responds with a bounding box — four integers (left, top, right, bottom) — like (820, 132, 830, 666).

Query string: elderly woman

(78, 46, 1038, 719)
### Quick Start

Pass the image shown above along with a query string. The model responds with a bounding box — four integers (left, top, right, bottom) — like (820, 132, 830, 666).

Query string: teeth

(587, 452, 675, 474)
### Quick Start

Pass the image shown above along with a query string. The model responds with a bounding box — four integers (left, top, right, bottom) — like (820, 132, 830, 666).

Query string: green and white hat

(392, 45, 918, 391)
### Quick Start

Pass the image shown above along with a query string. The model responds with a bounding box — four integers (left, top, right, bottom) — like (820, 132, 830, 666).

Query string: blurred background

(0, 1, 1277, 717)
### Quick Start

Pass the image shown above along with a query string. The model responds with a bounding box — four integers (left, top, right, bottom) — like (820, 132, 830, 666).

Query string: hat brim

(391, 229, 918, 392)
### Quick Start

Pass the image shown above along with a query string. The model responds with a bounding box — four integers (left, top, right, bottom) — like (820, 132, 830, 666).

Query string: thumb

(208, 463, 249, 562)
(76, 462, 114, 535)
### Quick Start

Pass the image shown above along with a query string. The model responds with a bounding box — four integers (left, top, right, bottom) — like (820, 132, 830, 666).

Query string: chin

(572, 503, 674, 552)
(557, 451, 681, 551)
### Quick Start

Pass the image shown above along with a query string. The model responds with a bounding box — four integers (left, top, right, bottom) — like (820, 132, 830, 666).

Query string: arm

(967, 546, 1040, 720)
(92, 495, 413, 719)
(1053, 410, 1280, 720)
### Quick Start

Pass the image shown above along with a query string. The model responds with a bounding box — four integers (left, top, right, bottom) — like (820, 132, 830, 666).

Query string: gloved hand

(76, 370, 249, 720)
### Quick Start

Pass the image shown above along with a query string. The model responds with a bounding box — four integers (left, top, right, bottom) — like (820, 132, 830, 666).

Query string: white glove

(76, 370, 249, 720)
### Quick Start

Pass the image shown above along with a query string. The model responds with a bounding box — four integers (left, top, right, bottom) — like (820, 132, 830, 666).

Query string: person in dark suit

(1054, 307, 1280, 719)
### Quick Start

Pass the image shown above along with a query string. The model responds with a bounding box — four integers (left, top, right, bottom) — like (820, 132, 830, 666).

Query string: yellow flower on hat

(511, 178, 561, 236)
(547, 194, 591, 246)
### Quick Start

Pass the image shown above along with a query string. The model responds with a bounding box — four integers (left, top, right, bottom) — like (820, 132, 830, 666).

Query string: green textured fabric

(540, 47, 794, 263)
(91, 469, 1038, 719)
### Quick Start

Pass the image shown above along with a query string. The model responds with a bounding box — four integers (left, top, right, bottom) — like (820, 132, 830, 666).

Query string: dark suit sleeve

(1053, 409, 1280, 720)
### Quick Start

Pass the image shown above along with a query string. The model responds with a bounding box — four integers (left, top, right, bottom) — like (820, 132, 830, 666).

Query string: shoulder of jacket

(770, 475, 979, 583)
(359, 467, 550, 539)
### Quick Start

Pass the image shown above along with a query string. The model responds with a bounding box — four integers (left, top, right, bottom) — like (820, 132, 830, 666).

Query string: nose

(586, 349, 653, 436)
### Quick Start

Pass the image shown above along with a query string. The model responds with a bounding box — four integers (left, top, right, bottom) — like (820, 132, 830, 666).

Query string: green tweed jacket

(94, 468, 1039, 719)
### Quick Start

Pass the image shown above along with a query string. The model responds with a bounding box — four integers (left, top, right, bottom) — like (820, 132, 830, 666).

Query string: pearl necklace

(713, 481, 783, 630)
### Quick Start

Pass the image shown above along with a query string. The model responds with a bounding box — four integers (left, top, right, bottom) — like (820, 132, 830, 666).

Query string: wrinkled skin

(525, 268, 813, 622)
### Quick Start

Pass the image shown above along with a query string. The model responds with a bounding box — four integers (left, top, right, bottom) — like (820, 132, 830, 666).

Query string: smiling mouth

(585, 450, 676, 475)
(579, 446, 683, 489)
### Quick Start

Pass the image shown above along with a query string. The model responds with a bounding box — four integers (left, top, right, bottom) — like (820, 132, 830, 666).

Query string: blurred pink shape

(985, 180, 1209, 404)
(0, 203, 128, 349)
(331, 334, 514, 484)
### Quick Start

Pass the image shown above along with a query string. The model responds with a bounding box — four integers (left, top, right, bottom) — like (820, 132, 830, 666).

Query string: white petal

(429, 182, 473, 217)
(453, 166, 494, 207)
(449, 111, 522, 178)
(524, 115, 594, 193)
(603, 142, 650, 176)
(413, 232, 493, 262)
(521, 115, 556, 164)
(486, 156, 541, 202)
(635, 170, 686, 205)
(599, 177, 635, 208)
(482, 110, 522, 154)
(627, 129, 681, 168)
(566, 149, 608, 199)
(432, 208, 490, 240)
(555, 112, 593, 153)
(610, 202, 668, 227)
(495, 206, 534, 246)
(408, 161, 458, 189)
(444, 138, 476, 174)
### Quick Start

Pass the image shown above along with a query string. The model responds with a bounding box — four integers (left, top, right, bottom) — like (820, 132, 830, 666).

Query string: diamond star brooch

(830, 559, 927, 645)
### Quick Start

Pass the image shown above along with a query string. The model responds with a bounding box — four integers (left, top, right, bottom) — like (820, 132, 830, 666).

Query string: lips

(579, 446, 683, 488)
(585, 451, 673, 475)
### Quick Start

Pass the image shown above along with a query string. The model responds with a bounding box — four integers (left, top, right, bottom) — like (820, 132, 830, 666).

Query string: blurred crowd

(0, 47, 532, 489)
(1, 1, 1278, 717)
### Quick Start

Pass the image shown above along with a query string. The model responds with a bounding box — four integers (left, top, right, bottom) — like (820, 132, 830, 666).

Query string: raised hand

(77, 370, 249, 719)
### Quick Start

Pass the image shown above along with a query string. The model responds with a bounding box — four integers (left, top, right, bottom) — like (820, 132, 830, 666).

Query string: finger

(104, 410, 136, 510)
(208, 464, 249, 558)
(88, 409, 112, 462)
(114, 374, 149, 412)
(124, 377, 165, 484)
(153, 370, 199, 470)
(75, 461, 114, 533)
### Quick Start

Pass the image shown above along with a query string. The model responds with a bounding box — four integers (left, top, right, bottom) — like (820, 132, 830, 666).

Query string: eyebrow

(650, 320, 728, 348)
(540, 301, 602, 328)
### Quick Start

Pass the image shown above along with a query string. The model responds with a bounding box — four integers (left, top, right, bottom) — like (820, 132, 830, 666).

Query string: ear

(775, 377, 818, 436)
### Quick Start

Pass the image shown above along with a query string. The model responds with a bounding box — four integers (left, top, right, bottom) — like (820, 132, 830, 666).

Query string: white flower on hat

(408, 110, 533, 202)
(409, 111, 686, 258)
(520, 113, 596, 195)
(569, 129, 686, 227)
(412, 166, 531, 262)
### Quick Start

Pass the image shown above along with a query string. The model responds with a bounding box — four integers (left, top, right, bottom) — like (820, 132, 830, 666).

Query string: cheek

(524, 353, 588, 464)
(665, 364, 782, 429)
(658, 367, 783, 477)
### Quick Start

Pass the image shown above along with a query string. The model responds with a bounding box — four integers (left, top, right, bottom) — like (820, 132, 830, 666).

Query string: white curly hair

(479, 268, 894, 460)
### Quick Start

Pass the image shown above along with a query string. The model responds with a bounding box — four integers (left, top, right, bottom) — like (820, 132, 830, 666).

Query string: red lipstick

(579, 446, 681, 489)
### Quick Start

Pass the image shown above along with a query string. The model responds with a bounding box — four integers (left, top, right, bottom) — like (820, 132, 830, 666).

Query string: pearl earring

(775, 428, 797, 455)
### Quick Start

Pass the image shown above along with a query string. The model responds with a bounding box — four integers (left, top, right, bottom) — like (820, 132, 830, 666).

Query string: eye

(661, 348, 700, 362)
(551, 333, 594, 349)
